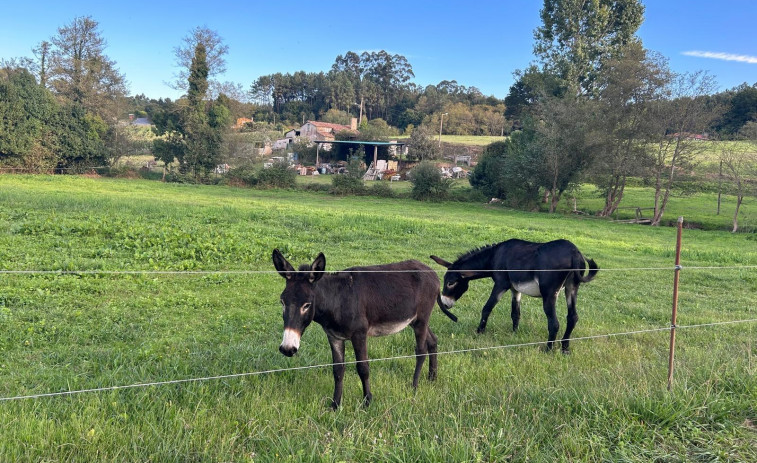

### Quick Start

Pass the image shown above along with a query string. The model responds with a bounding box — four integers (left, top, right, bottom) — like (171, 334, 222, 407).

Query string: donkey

(431, 239, 598, 353)
(272, 249, 454, 408)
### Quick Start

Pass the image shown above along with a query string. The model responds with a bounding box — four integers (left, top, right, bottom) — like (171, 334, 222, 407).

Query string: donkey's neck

(456, 244, 498, 279)
(311, 273, 352, 324)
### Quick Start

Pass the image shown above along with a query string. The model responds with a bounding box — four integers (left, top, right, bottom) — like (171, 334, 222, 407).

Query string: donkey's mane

(456, 242, 500, 263)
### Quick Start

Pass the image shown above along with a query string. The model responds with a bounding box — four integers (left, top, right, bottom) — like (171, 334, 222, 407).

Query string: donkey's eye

(301, 302, 312, 312)
(447, 281, 457, 288)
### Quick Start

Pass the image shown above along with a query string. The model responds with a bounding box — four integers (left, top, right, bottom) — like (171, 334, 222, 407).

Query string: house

(299, 119, 358, 143)
(276, 118, 359, 152)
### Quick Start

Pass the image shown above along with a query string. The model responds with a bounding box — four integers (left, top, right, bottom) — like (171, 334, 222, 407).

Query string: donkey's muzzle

(279, 344, 297, 357)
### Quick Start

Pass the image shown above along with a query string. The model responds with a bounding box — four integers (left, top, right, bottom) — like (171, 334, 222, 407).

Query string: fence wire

(1, 318, 755, 403)
(1, 265, 757, 275)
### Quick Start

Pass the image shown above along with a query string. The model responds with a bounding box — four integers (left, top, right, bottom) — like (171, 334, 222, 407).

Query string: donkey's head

(430, 255, 472, 309)
(272, 249, 326, 357)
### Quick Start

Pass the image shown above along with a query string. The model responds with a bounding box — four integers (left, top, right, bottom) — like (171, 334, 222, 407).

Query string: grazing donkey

(272, 249, 453, 408)
(431, 239, 598, 353)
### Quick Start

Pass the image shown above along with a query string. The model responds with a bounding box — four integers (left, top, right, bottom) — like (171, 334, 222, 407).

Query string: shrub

(257, 162, 297, 189)
(408, 161, 453, 201)
(225, 165, 258, 187)
(469, 131, 541, 208)
(330, 174, 365, 195)
(370, 181, 395, 198)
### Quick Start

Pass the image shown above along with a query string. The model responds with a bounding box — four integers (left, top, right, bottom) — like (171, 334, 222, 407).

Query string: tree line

(1, 5, 756, 223)
(469, 0, 757, 230)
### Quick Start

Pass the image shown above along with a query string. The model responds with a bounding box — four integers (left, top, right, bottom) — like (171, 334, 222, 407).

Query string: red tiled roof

(307, 121, 352, 131)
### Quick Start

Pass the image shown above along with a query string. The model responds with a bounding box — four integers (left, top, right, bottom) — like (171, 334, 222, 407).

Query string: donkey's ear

(272, 249, 295, 279)
(309, 252, 326, 283)
(430, 255, 452, 268)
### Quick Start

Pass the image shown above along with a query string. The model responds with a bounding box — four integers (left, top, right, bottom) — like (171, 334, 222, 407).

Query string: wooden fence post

(667, 216, 684, 390)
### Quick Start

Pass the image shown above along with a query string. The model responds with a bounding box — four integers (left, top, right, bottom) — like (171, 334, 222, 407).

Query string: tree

(48, 16, 127, 121)
(171, 26, 229, 93)
(648, 71, 722, 226)
(718, 140, 757, 232)
(321, 108, 351, 125)
(153, 43, 230, 180)
(715, 83, 757, 136)
(409, 161, 452, 201)
(533, 95, 603, 212)
(505, 65, 565, 122)
(406, 125, 438, 161)
(534, 0, 645, 95)
(32, 41, 52, 88)
(592, 43, 671, 216)
(469, 132, 542, 208)
(0, 67, 60, 170)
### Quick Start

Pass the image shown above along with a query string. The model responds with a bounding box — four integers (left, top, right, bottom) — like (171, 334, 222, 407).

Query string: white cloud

(682, 51, 757, 64)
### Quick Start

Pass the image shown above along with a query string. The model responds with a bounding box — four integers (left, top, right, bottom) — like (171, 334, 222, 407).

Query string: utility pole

(438, 112, 448, 148)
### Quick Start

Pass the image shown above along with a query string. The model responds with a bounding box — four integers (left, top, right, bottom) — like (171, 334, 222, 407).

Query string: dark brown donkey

(272, 249, 454, 408)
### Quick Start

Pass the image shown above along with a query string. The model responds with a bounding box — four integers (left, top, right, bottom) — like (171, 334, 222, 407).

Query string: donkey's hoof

(428, 370, 437, 381)
(476, 326, 486, 334)
(561, 348, 571, 355)
(362, 393, 373, 407)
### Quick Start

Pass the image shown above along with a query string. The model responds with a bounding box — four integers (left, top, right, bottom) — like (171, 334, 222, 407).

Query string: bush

(257, 162, 297, 189)
(469, 130, 541, 208)
(225, 165, 258, 187)
(408, 161, 453, 201)
(370, 181, 395, 198)
(330, 174, 365, 195)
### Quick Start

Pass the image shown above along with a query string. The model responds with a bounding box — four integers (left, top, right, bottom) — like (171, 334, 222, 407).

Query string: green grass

(560, 184, 757, 232)
(0, 175, 755, 462)
(396, 134, 508, 146)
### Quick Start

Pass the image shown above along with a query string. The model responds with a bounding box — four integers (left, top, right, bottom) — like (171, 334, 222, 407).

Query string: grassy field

(0, 175, 755, 462)
(395, 134, 508, 146)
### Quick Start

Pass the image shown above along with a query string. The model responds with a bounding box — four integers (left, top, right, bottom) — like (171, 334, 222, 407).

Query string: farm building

(277, 119, 360, 152)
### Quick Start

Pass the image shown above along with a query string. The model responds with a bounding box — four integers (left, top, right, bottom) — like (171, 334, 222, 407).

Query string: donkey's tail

(437, 293, 458, 322)
(574, 254, 599, 284)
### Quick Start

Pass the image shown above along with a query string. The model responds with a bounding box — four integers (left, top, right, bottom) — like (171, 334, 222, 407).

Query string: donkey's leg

(328, 336, 346, 409)
(476, 285, 508, 334)
(411, 321, 428, 388)
(541, 292, 560, 351)
(511, 291, 522, 332)
(351, 333, 372, 407)
(561, 285, 579, 354)
(426, 327, 438, 381)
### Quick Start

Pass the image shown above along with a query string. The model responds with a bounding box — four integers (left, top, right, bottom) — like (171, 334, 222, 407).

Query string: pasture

(0, 175, 755, 462)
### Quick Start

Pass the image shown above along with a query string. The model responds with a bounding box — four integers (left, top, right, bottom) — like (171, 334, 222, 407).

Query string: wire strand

(2, 318, 755, 403)
(1, 265, 756, 275)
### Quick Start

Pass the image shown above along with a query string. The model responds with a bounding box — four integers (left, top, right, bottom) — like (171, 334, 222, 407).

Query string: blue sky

(1, 1, 755, 101)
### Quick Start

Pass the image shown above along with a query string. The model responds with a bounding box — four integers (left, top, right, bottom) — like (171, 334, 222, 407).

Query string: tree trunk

(549, 190, 561, 213)
(732, 195, 742, 233)
(717, 159, 723, 215)
(599, 175, 626, 217)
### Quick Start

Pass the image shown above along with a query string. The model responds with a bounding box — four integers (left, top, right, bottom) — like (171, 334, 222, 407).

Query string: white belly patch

(512, 278, 541, 297)
(367, 316, 415, 337)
